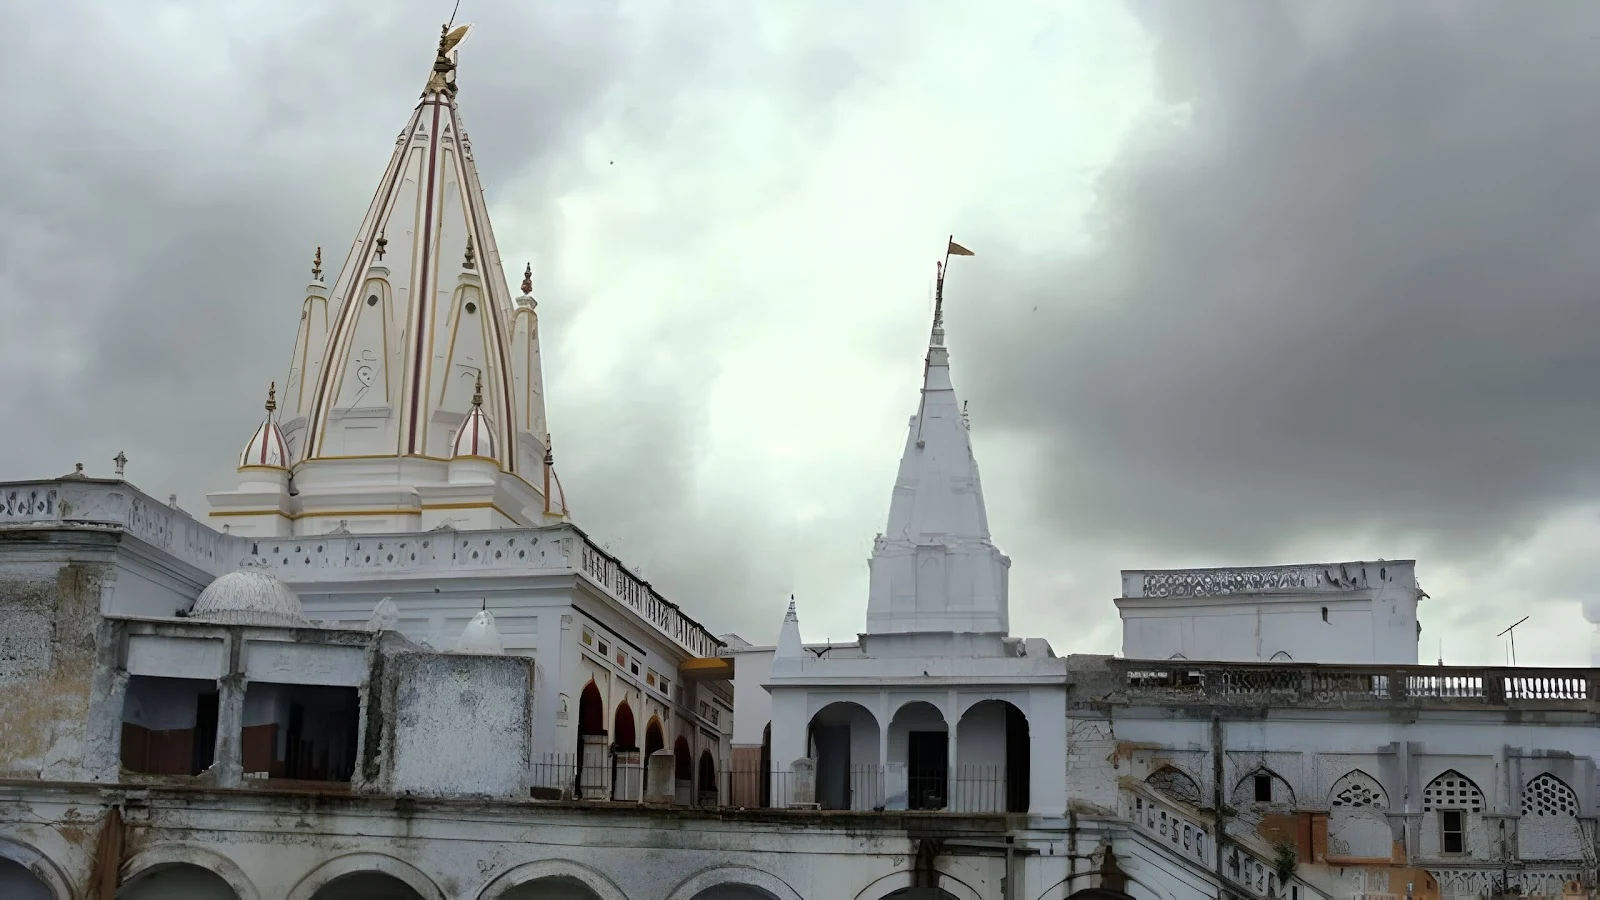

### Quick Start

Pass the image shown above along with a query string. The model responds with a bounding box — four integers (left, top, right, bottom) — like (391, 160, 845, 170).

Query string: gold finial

(471, 373, 483, 407)
(521, 263, 533, 295)
(312, 247, 323, 281)
(375, 232, 388, 261)
(427, 22, 473, 95)
(463, 235, 476, 270)
(544, 436, 554, 466)
(265, 381, 277, 414)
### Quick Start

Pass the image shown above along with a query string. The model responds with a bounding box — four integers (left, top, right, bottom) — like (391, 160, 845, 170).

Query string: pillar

(212, 672, 246, 788)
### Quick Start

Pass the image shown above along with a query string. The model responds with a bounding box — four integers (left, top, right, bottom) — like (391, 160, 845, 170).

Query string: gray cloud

(969, 1, 1600, 565)
(4, 1, 1596, 664)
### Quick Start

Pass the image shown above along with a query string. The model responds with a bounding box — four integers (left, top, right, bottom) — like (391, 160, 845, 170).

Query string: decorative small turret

(516, 263, 536, 310)
(451, 375, 496, 460)
(239, 383, 291, 470)
(456, 607, 504, 655)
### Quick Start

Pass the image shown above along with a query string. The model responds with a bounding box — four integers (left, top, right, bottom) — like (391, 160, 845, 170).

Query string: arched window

(1232, 768, 1295, 808)
(1147, 766, 1202, 806)
(1423, 770, 1484, 812)
(1522, 773, 1579, 817)
(1329, 770, 1387, 810)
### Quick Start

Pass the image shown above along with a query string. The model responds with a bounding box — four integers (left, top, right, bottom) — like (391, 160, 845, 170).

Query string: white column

(1028, 686, 1068, 818)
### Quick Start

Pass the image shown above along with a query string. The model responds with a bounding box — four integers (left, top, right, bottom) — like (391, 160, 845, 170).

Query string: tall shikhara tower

(208, 26, 567, 536)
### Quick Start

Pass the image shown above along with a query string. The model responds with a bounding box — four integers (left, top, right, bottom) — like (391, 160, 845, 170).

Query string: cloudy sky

(6, 0, 1600, 666)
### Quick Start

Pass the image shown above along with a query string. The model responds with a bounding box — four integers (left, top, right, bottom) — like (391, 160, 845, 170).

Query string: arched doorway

(673, 736, 693, 804)
(645, 717, 665, 759)
(576, 681, 606, 799)
(500, 877, 603, 899)
(760, 722, 772, 808)
(612, 700, 639, 801)
(889, 701, 948, 810)
(310, 872, 424, 899)
(806, 701, 881, 810)
(698, 749, 718, 806)
(119, 863, 240, 899)
(955, 699, 1030, 813)
(0, 859, 52, 900)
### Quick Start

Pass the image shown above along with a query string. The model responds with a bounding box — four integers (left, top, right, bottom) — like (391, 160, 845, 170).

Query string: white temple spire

(776, 597, 803, 658)
(210, 26, 564, 535)
(864, 241, 1009, 636)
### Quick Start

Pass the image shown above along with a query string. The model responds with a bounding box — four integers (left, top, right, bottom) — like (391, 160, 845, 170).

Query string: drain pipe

(1212, 711, 1227, 900)
(1004, 837, 1015, 900)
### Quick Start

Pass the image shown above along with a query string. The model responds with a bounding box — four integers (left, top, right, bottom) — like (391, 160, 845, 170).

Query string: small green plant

(1271, 842, 1297, 887)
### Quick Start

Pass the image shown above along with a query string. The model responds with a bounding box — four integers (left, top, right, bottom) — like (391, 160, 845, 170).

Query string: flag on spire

(947, 239, 974, 257)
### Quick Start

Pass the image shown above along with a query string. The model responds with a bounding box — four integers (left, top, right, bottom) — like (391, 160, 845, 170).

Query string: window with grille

(1521, 773, 1579, 817)
(1422, 770, 1484, 812)
(1147, 766, 1202, 805)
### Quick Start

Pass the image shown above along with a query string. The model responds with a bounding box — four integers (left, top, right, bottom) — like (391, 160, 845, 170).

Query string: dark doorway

(760, 722, 772, 808)
(645, 718, 665, 758)
(908, 731, 948, 810)
(813, 722, 851, 810)
(1004, 703, 1029, 813)
(191, 691, 219, 775)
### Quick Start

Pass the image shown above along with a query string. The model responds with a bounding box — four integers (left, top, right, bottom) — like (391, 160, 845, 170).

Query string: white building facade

(0, 24, 1597, 900)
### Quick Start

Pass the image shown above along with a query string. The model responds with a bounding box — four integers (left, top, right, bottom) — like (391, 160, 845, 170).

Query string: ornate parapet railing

(1123, 560, 1414, 600)
(0, 478, 230, 574)
(1120, 783, 1330, 900)
(1103, 659, 1597, 713)
(576, 536, 722, 660)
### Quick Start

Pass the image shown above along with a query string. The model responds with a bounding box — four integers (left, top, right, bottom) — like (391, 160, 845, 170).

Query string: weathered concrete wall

(0, 557, 109, 780)
(386, 653, 535, 798)
(1, 786, 1025, 900)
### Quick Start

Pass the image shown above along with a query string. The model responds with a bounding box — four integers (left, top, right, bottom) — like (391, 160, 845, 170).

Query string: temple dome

(239, 382, 291, 470)
(452, 379, 496, 460)
(191, 569, 308, 627)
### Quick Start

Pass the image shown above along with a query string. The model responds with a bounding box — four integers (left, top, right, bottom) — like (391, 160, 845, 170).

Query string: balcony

(1093, 658, 1597, 712)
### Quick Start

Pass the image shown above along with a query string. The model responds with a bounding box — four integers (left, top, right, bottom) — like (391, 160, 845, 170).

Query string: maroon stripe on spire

(406, 98, 445, 454)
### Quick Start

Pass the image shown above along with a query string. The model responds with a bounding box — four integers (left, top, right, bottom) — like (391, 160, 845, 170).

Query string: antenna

(446, 0, 463, 29)
(1497, 616, 1529, 666)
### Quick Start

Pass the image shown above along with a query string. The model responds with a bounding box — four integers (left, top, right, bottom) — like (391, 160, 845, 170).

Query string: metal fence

(528, 753, 1014, 813)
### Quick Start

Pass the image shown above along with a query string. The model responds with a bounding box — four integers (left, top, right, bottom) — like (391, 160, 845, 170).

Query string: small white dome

(367, 597, 400, 632)
(456, 609, 504, 655)
(191, 570, 308, 627)
(240, 384, 291, 470)
(452, 403, 496, 459)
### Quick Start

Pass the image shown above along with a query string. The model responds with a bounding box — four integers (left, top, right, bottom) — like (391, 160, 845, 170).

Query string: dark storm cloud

(968, 0, 1600, 562)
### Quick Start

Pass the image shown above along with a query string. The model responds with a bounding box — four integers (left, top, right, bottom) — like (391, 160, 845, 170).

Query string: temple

(0, 24, 1596, 900)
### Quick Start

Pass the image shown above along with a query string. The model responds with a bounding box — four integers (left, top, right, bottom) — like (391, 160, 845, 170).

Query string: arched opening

(760, 722, 772, 808)
(309, 872, 425, 899)
(673, 736, 693, 804)
(1521, 772, 1586, 862)
(499, 876, 603, 899)
(118, 863, 240, 899)
(575, 681, 606, 799)
(890, 701, 948, 810)
(955, 699, 1029, 813)
(698, 749, 718, 806)
(611, 700, 640, 801)
(0, 859, 52, 900)
(1146, 766, 1202, 805)
(806, 701, 881, 810)
(613, 701, 636, 749)
(1066, 891, 1135, 899)
(1327, 769, 1391, 860)
(644, 717, 665, 759)
(691, 887, 782, 899)
(880, 890, 959, 899)
(1422, 769, 1485, 856)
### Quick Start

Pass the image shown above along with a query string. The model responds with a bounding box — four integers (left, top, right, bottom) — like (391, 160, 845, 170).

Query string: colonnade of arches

(803, 698, 1030, 813)
(576, 680, 721, 805)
